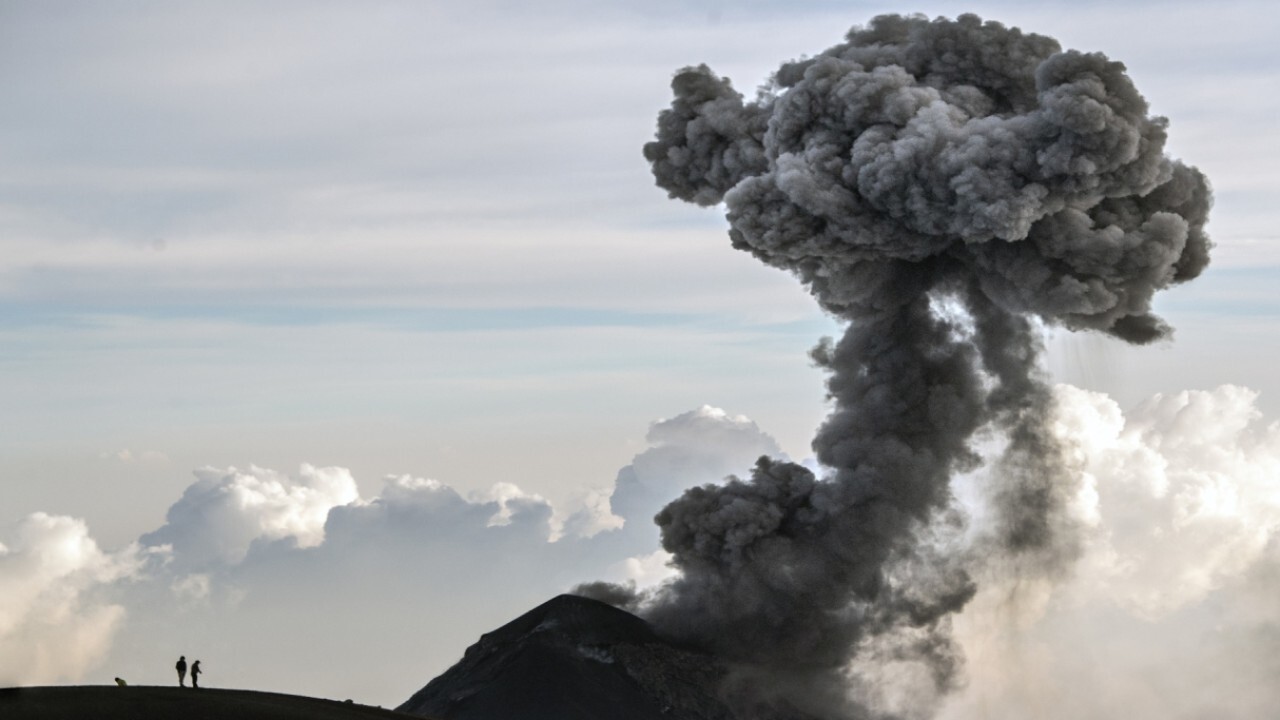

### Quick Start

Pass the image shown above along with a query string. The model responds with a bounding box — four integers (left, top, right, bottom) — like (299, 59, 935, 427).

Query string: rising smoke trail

(590, 13, 1211, 720)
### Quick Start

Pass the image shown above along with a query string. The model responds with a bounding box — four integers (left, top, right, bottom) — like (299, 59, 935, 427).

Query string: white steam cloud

(936, 384, 1280, 720)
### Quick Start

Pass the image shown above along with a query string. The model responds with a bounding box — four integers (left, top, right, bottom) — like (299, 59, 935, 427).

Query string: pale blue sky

(3, 0, 1277, 539)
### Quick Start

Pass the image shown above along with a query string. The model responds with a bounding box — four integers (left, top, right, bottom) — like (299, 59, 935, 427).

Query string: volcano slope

(398, 594, 737, 720)
(0, 686, 421, 720)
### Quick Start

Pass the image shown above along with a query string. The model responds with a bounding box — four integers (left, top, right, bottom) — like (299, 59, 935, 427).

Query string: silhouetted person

(191, 660, 202, 689)
(176, 655, 187, 687)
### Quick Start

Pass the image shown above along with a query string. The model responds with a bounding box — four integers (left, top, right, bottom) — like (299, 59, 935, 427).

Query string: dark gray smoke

(596, 13, 1210, 720)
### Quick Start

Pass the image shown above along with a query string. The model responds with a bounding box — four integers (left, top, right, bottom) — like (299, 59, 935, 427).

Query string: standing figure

(175, 655, 187, 687)
(191, 660, 202, 689)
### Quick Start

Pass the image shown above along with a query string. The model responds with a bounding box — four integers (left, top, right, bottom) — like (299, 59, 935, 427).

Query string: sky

(2, 0, 1280, 716)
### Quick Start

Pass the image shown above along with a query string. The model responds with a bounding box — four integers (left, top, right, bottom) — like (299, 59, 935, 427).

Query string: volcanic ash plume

(625, 13, 1210, 719)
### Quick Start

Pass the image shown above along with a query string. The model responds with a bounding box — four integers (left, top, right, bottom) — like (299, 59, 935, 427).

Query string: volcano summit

(397, 594, 739, 720)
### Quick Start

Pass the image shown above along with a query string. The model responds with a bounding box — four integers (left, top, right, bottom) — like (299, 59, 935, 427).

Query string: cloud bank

(11, 405, 775, 699)
(2, 389, 1278, 717)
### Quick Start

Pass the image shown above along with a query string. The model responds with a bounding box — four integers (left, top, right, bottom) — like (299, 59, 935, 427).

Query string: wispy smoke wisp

(632, 13, 1211, 718)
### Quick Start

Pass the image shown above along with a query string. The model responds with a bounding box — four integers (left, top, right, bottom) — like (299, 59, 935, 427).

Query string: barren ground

(0, 686, 428, 720)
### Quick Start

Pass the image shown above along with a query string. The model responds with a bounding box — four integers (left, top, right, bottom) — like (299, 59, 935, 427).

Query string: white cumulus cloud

(601, 405, 784, 542)
(0, 513, 144, 685)
(140, 464, 360, 567)
(0, 405, 859, 701)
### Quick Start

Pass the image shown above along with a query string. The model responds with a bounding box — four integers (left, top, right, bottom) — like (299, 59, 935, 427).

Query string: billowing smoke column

(631, 13, 1210, 719)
